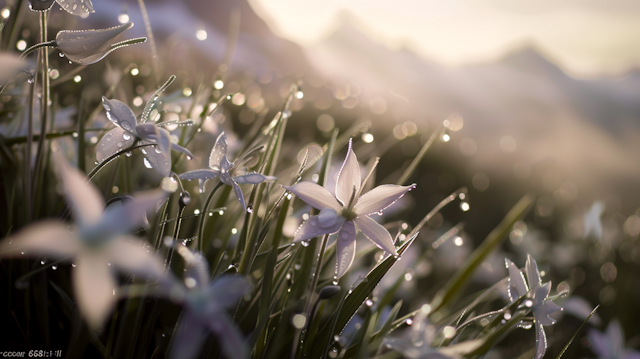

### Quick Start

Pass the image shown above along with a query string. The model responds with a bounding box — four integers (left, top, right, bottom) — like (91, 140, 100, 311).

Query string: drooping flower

(56, 22, 146, 65)
(0, 153, 168, 329)
(588, 319, 640, 359)
(28, 0, 94, 16)
(168, 244, 251, 359)
(97, 97, 194, 177)
(584, 201, 605, 240)
(284, 139, 415, 278)
(179, 132, 277, 211)
(506, 254, 563, 359)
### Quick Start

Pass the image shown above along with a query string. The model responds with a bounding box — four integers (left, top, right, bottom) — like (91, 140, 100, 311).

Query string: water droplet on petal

(126, 152, 132, 157)
(123, 133, 131, 140)
(59, 52, 65, 58)
(301, 240, 309, 247)
(144, 158, 153, 168)
(52, 265, 57, 270)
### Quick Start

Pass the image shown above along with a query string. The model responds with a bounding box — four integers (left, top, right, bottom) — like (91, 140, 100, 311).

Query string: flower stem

(196, 180, 224, 253)
(31, 11, 50, 209)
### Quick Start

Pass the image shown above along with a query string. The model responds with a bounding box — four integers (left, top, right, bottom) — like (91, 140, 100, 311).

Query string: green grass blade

(396, 125, 443, 186)
(429, 194, 534, 315)
(555, 305, 599, 359)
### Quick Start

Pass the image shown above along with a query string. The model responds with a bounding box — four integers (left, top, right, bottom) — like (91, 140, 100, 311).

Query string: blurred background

(3, 0, 640, 356)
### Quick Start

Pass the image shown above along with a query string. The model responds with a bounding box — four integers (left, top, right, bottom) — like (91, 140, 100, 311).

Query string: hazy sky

(248, 0, 640, 77)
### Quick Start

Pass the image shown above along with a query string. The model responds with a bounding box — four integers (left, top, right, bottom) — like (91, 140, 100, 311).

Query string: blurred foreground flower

(0, 154, 167, 329)
(385, 309, 455, 359)
(169, 244, 251, 359)
(284, 139, 415, 278)
(584, 201, 605, 241)
(56, 22, 146, 65)
(28, 0, 94, 15)
(97, 97, 194, 177)
(588, 319, 640, 359)
(179, 132, 276, 211)
(506, 254, 562, 359)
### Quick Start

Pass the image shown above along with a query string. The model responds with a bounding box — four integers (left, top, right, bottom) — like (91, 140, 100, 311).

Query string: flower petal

(534, 300, 562, 326)
(506, 258, 528, 301)
(525, 254, 541, 288)
(102, 97, 138, 134)
(97, 190, 167, 236)
(170, 312, 207, 359)
(179, 169, 220, 182)
(335, 139, 361, 206)
(283, 182, 342, 212)
(171, 142, 194, 159)
(534, 320, 548, 359)
(354, 184, 414, 216)
(55, 152, 104, 226)
(0, 222, 78, 258)
(293, 210, 346, 242)
(336, 221, 357, 278)
(207, 275, 252, 309)
(96, 127, 135, 163)
(106, 236, 166, 280)
(354, 215, 396, 254)
(209, 132, 228, 169)
(58, 22, 130, 63)
(73, 249, 117, 329)
(55, 0, 94, 16)
(206, 313, 250, 359)
(221, 155, 233, 172)
(607, 320, 625, 356)
(141, 140, 171, 177)
(233, 173, 277, 184)
(587, 330, 609, 358)
(223, 173, 246, 210)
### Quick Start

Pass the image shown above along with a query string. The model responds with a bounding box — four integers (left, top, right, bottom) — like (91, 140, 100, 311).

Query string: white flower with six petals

(284, 139, 415, 278)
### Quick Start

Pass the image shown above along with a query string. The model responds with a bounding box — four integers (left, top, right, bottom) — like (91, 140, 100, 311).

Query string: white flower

(28, 0, 94, 16)
(179, 132, 277, 211)
(0, 154, 168, 329)
(168, 245, 251, 359)
(56, 22, 145, 65)
(506, 254, 562, 359)
(584, 201, 605, 240)
(588, 320, 640, 359)
(284, 139, 415, 278)
(97, 97, 194, 177)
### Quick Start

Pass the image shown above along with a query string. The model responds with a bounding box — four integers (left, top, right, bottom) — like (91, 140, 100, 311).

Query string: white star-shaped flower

(506, 254, 563, 359)
(0, 153, 168, 329)
(179, 132, 276, 211)
(97, 97, 194, 177)
(284, 139, 415, 278)
(168, 244, 251, 359)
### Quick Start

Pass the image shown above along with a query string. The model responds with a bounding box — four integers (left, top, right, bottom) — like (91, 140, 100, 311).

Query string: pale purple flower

(588, 320, 640, 359)
(169, 244, 251, 359)
(56, 22, 144, 65)
(284, 139, 415, 278)
(0, 154, 167, 329)
(506, 254, 563, 359)
(179, 132, 276, 211)
(384, 310, 455, 359)
(97, 97, 194, 177)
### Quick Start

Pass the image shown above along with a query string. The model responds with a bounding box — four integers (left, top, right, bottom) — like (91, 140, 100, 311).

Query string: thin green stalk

(137, 0, 159, 83)
(77, 94, 86, 173)
(24, 72, 36, 223)
(396, 124, 443, 186)
(31, 11, 50, 207)
(196, 180, 224, 252)
(18, 40, 56, 60)
(5, 128, 107, 145)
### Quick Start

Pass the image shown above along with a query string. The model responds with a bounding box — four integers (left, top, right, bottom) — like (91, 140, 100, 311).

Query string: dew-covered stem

(196, 180, 224, 252)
